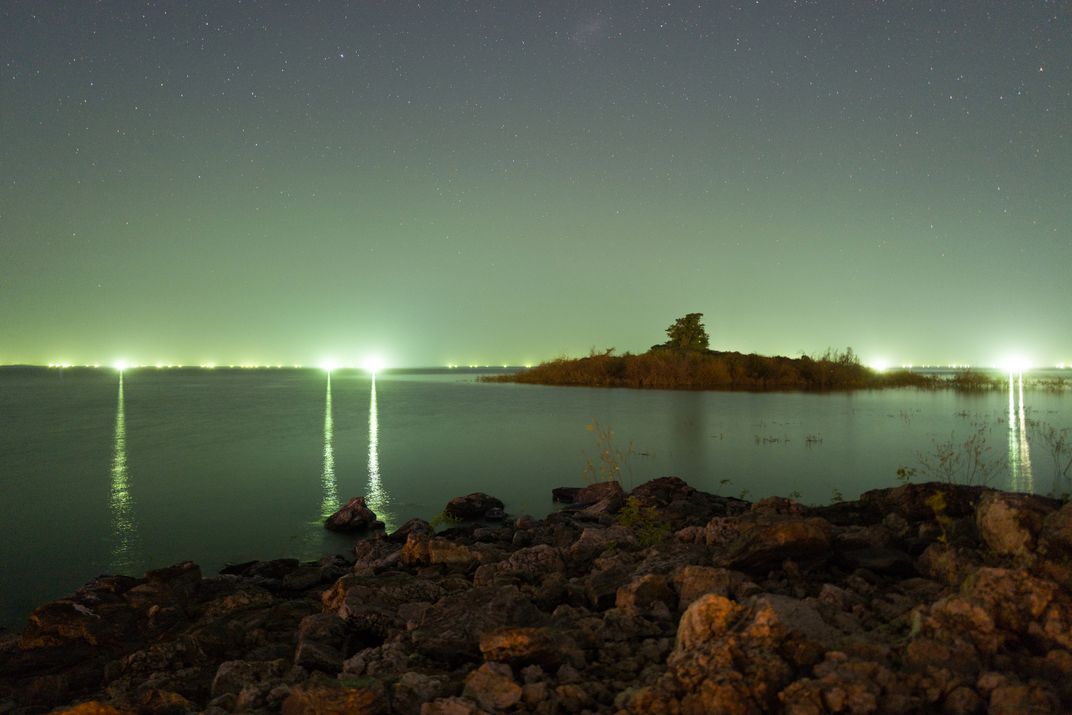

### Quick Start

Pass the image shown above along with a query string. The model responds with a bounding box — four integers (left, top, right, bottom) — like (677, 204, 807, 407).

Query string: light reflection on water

(319, 374, 338, 520)
(364, 376, 393, 530)
(109, 373, 137, 571)
(1008, 372, 1034, 492)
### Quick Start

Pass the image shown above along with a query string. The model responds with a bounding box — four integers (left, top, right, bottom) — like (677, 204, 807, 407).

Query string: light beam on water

(1007, 372, 1034, 492)
(109, 373, 138, 571)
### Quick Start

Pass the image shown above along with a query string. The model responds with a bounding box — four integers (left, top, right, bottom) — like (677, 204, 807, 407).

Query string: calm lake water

(1, 366, 1069, 627)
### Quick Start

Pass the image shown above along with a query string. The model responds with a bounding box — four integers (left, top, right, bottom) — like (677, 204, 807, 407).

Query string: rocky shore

(2, 477, 1071, 714)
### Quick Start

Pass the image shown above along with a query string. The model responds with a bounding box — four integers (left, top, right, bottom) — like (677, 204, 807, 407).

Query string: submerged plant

(914, 422, 1002, 486)
(1035, 422, 1072, 498)
(582, 418, 636, 484)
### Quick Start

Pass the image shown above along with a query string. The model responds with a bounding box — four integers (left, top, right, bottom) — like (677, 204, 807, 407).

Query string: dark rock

(575, 481, 624, 507)
(836, 546, 917, 575)
(444, 492, 504, 520)
(388, 518, 435, 543)
(552, 487, 581, 503)
(409, 586, 545, 665)
(463, 662, 522, 710)
(484, 507, 506, 521)
(715, 516, 833, 574)
(281, 671, 386, 714)
(325, 496, 382, 532)
(860, 482, 988, 522)
(479, 627, 565, 668)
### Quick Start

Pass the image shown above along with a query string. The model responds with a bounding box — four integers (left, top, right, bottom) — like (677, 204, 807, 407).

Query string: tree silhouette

(664, 313, 710, 351)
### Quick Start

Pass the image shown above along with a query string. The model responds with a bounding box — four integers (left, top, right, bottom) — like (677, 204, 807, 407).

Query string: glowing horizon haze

(2, 2, 1069, 368)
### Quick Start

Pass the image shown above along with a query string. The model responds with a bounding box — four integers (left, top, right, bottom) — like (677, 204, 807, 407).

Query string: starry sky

(2, 1, 1070, 368)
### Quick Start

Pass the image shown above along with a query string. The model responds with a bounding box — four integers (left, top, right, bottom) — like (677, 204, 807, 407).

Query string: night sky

(3, 1, 1070, 369)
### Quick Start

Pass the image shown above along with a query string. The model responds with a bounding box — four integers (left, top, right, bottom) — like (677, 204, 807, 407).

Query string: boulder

(860, 483, 987, 522)
(325, 497, 382, 532)
(715, 517, 833, 573)
(551, 487, 581, 503)
(479, 627, 564, 668)
(281, 672, 386, 715)
(574, 481, 624, 508)
(615, 574, 673, 618)
(444, 493, 504, 521)
(976, 491, 1057, 559)
(463, 663, 522, 711)
(409, 586, 545, 665)
(388, 518, 434, 543)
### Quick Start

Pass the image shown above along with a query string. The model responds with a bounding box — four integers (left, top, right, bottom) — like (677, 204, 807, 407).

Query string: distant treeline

(483, 348, 1057, 392)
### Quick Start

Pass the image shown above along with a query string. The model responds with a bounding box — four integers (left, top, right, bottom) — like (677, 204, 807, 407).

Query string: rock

(484, 507, 506, 521)
(393, 672, 451, 715)
(1040, 502, 1072, 559)
(388, 518, 434, 542)
(409, 586, 545, 665)
(615, 574, 673, 618)
(211, 659, 288, 698)
(574, 481, 624, 507)
(672, 565, 749, 611)
(860, 482, 987, 522)
(51, 703, 127, 715)
(675, 593, 745, 650)
(444, 493, 504, 520)
(463, 662, 522, 711)
(715, 517, 833, 573)
(552, 487, 581, 503)
(976, 491, 1057, 559)
(479, 627, 563, 668)
(331, 572, 444, 641)
(325, 496, 382, 532)
(835, 546, 917, 575)
(294, 613, 347, 673)
(420, 697, 486, 715)
(281, 672, 386, 714)
(917, 543, 981, 586)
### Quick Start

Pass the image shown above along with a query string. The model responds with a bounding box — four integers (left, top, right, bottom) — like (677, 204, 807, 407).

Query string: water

(1, 367, 1069, 627)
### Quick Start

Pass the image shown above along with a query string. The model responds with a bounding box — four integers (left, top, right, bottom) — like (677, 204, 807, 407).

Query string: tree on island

(662, 313, 710, 351)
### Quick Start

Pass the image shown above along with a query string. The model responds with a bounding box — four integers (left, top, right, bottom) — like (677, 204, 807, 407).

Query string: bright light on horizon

(870, 358, 889, 372)
(999, 355, 1031, 373)
(113, 360, 128, 372)
(362, 356, 386, 374)
(320, 358, 338, 373)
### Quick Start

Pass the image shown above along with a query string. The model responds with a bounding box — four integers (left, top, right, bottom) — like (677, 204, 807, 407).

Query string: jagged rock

(976, 491, 1057, 559)
(393, 672, 451, 715)
(325, 497, 382, 532)
(615, 574, 673, 618)
(211, 658, 288, 698)
(715, 517, 833, 573)
(574, 481, 624, 508)
(463, 662, 522, 710)
(409, 586, 545, 665)
(835, 546, 916, 575)
(552, 487, 581, 503)
(420, 697, 486, 715)
(1040, 502, 1072, 559)
(672, 565, 750, 611)
(281, 671, 386, 714)
(389, 518, 434, 543)
(444, 493, 504, 520)
(860, 482, 987, 521)
(917, 543, 981, 586)
(479, 627, 563, 668)
(328, 572, 443, 641)
(294, 613, 347, 673)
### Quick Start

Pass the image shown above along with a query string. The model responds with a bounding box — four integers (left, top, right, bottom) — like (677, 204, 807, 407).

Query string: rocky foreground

(2, 478, 1072, 715)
